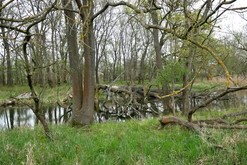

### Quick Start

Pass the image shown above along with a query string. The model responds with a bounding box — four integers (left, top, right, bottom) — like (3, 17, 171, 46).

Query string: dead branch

(0, 99, 16, 107)
(222, 111, 247, 118)
(192, 118, 228, 125)
(188, 85, 247, 122)
(159, 116, 201, 134)
(197, 124, 247, 129)
(159, 116, 247, 134)
(97, 84, 163, 99)
(92, 1, 161, 21)
(231, 118, 247, 125)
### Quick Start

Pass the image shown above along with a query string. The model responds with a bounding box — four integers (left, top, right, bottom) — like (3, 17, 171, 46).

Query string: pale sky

(217, 0, 247, 35)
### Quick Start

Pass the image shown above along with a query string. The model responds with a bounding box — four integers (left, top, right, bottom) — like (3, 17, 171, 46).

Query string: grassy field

(0, 118, 247, 165)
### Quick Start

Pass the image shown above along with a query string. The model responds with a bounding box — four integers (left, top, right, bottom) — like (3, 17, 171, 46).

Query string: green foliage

(0, 119, 246, 164)
(155, 61, 187, 86)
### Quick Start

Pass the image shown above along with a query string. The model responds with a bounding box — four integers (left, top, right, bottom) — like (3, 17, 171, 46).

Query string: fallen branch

(231, 118, 247, 125)
(222, 111, 247, 119)
(192, 118, 228, 125)
(159, 116, 247, 134)
(159, 116, 201, 134)
(0, 99, 16, 107)
(188, 85, 247, 122)
(198, 124, 247, 129)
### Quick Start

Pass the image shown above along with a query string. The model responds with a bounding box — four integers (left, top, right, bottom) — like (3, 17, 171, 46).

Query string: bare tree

(0, 1, 13, 86)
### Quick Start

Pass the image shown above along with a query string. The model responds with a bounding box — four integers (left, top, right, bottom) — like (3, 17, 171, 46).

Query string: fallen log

(159, 116, 201, 134)
(97, 84, 163, 99)
(159, 116, 247, 133)
(0, 99, 16, 107)
(0, 92, 33, 107)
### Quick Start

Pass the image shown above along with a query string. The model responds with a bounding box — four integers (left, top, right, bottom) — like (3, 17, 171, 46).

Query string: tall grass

(0, 118, 246, 165)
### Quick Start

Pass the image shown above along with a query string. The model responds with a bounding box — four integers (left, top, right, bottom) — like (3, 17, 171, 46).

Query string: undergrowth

(0, 119, 246, 165)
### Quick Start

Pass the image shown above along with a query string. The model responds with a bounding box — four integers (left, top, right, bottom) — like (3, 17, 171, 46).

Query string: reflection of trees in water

(0, 107, 38, 130)
(0, 107, 67, 130)
(9, 107, 14, 129)
(15, 107, 33, 127)
(1, 92, 246, 130)
(44, 106, 67, 124)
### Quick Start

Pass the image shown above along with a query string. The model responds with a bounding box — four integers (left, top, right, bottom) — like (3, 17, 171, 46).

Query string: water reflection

(0, 92, 246, 130)
(0, 106, 71, 130)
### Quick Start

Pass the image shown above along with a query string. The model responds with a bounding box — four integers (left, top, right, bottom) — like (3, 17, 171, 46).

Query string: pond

(0, 104, 158, 130)
(0, 106, 69, 130)
(0, 91, 247, 130)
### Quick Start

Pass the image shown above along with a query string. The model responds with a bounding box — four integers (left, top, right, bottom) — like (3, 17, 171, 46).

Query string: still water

(0, 106, 69, 130)
(0, 91, 246, 130)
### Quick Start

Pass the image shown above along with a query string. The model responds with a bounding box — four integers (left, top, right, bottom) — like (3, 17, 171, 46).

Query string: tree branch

(92, 1, 161, 21)
(188, 86, 247, 122)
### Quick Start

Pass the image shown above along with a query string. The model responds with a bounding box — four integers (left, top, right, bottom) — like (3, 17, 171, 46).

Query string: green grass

(37, 84, 71, 105)
(0, 80, 226, 106)
(192, 81, 223, 92)
(0, 84, 71, 106)
(0, 118, 246, 165)
(0, 85, 30, 100)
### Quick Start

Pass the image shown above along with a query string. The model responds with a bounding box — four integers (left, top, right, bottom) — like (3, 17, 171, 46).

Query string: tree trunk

(1, 25, 13, 86)
(62, 0, 83, 126)
(182, 55, 192, 115)
(23, 34, 51, 139)
(149, 2, 173, 113)
(80, 0, 95, 125)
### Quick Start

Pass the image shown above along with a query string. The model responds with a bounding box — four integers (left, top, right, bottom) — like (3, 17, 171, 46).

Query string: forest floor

(0, 118, 247, 164)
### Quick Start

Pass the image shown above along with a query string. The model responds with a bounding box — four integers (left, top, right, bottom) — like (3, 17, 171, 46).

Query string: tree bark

(149, 1, 173, 113)
(159, 116, 201, 133)
(80, 0, 95, 125)
(62, 0, 83, 126)
(182, 53, 193, 115)
(0, 18, 13, 86)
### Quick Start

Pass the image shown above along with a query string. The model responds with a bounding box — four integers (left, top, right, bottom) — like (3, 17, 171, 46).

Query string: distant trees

(0, 0, 246, 132)
(0, 1, 13, 86)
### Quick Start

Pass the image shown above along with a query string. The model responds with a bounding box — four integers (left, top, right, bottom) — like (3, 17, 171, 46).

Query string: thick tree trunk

(62, 0, 83, 126)
(80, 0, 95, 125)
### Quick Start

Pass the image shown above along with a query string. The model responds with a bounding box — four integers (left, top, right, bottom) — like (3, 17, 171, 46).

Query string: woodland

(0, 0, 247, 140)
